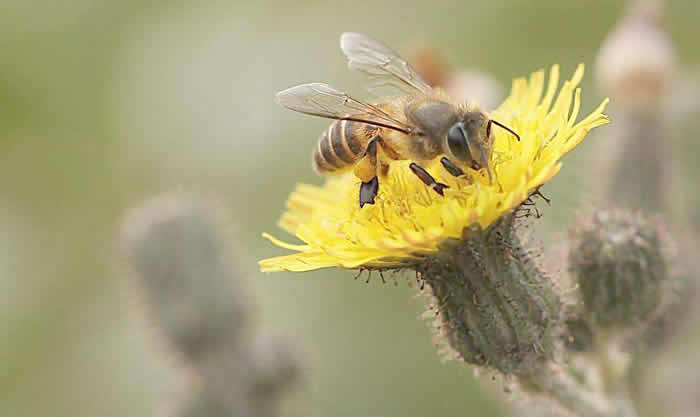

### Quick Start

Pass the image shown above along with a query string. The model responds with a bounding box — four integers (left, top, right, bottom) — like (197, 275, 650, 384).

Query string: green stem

(592, 329, 640, 417)
(522, 363, 638, 417)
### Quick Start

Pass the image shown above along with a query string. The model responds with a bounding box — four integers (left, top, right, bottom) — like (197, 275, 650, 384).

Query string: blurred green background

(1, 1, 698, 416)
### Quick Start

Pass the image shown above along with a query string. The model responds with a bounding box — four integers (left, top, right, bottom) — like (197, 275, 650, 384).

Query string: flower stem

(521, 363, 637, 417)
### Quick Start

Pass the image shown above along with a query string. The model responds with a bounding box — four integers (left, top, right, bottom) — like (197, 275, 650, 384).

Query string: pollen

(259, 65, 609, 272)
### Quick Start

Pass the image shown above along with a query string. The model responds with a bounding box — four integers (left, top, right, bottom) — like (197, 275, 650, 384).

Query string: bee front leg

(439, 157, 465, 177)
(409, 163, 448, 196)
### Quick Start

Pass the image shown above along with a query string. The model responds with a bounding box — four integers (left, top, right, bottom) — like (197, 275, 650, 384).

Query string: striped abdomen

(312, 119, 377, 174)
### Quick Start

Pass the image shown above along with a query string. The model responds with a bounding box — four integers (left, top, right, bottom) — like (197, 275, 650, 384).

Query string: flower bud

(444, 70, 504, 110)
(120, 192, 301, 417)
(568, 210, 666, 328)
(407, 47, 449, 88)
(407, 46, 504, 109)
(418, 215, 562, 376)
(596, 0, 675, 112)
(119, 193, 247, 361)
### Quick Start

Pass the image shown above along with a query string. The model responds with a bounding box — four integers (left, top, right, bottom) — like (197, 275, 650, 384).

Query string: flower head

(260, 65, 609, 272)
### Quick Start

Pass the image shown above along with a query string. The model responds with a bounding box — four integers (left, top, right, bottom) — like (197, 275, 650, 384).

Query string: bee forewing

(275, 82, 414, 134)
(276, 83, 363, 116)
(340, 32, 433, 95)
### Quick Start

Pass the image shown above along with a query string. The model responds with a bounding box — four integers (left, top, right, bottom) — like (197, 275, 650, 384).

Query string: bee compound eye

(447, 124, 470, 162)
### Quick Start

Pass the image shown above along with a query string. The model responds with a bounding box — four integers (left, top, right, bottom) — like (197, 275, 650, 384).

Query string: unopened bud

(121, 193, 302, 417)
(407, 47, 449, 88)
(596, 0, 675, 112)
(418, 215, 562, 376)
(408, 46, 504, 109)
(120, 193, 247, 361)
(444, 71, 504, 110)
(249, 337, 302, 409)
(569, 210, 667, 328)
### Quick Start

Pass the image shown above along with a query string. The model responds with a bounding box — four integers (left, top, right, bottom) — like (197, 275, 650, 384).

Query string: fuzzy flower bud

(596, 0, 675, 112)
(408, 46, 504, 109)
(120, 193, 247, 361)
(120, 193, 301, 417)
(444, 70, 504, 110)
(593, 1, 676, 214)
(569, 210, 666, 328)
(419, 215, 562, 376)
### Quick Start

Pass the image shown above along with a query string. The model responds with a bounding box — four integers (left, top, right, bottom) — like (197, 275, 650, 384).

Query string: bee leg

(358, 137, 382, 208)
(478, 146, 493, 184)
(409, 162, 448, 196)
(440, 157, 465, 177)
(359, 176, 379, 207)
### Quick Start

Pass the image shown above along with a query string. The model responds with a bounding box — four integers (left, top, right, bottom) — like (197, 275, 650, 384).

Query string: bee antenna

(489, 120, 520, 141)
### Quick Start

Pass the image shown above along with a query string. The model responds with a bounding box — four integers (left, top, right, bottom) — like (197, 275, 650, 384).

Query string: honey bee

(276, 32, 519, 207)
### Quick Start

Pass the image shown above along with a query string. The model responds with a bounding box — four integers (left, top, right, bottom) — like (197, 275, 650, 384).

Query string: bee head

(446, 113, 492, 181)
(445, 113, 520, 184)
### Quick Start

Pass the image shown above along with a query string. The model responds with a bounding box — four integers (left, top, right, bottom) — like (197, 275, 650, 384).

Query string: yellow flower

(260, 65, 609, 272)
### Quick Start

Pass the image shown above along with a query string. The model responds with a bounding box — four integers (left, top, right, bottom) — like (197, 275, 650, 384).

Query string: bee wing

(340, 32, 433, 95)
(275, 83, 416, 134)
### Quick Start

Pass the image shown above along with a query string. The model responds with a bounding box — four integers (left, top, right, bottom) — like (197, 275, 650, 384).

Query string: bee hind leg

(359, 176, 379, 207)
(356, 137, 382, 208)
(356, 136, 398, 207)
(409, 163, 448, 196)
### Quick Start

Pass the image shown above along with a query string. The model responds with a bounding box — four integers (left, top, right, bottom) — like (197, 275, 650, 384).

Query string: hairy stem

(521, 363, 637, 417)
